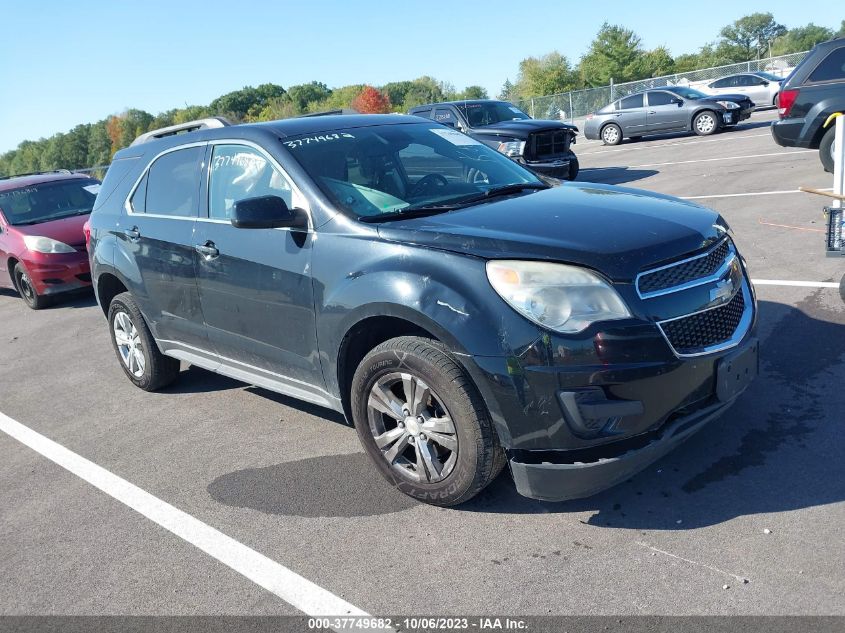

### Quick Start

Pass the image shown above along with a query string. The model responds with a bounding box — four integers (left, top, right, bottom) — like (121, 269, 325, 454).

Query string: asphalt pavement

(1, 109, 843, 619)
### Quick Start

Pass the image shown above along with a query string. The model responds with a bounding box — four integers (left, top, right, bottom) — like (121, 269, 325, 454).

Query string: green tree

(514, 51, 576, 97)
(287, 82, 331, 112)
(719, 13, 787, 61)
(499, 79, 515, 100)
(456, 85, 488, 100)
(837, 20, 845, 37)
(578, 24, 644, 86)
(635, 46, 675, 78)
(771, 24, 835, 55)
(87, 122, 112, 167)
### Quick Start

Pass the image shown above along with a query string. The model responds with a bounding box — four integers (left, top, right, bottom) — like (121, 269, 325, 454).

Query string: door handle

(195, 241, 219, 260)
(647, 110, 656, 114)
(124, 227, 140, 241)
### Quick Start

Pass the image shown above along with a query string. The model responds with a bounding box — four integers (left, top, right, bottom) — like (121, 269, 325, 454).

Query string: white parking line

(682, 188, 832, 200)
(578, 132, 772, 156)
(0, 411, 373, 625)
(632, 150, 814, 169)
(751, 279, 840, 288)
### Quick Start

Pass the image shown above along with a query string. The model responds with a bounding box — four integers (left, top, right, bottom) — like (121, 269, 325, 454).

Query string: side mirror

(231, 195, 307, 230)
(672, 98, 684, 106)
(760, 80, 769, 86)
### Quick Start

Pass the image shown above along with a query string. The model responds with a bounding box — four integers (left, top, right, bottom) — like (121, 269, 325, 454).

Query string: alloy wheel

(113, 311, 146, 378)
(602, 126, 619, 144)
(366, 372, 458, 484)
(17, 272, 35, 302)
(696, 114, 716, 134)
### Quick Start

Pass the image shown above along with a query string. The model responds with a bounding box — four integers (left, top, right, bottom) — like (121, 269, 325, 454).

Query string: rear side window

(710, 76, 733, 88)
(412, 108, 432, 119)
(620, 94, 643, 109)
(434, 108, 458, 126)
(647, 91, 674, 106)
(129, 172, 148, 213)
(143, 146, 204, 217)
(809, 47, 845, 83)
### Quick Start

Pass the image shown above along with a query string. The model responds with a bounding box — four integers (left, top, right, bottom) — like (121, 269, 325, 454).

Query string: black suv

(89, 114, 758, 505)
(408, 100, 580, 181)
(772, 37, 845, 172)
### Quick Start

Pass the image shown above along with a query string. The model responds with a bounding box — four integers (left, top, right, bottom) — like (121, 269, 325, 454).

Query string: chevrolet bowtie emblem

(710, 277, 735, 303)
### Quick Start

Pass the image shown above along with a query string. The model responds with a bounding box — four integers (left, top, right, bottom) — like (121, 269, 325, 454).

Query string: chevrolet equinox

(88, 115, 758, 505)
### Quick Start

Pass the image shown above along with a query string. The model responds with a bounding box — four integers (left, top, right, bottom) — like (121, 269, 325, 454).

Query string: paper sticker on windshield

(430, 128, 482, 146)
(83, 184, 101, 195)
(509, 106, 523, 114)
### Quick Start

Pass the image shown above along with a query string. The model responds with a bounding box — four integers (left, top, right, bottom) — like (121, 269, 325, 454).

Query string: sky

(0, 0, 836, 153)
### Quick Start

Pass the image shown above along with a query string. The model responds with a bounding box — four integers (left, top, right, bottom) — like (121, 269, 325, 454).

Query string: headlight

(497, 140, 525, 158)
(486, 260, 631, 333)
(23, 235, 76, 254)
(716, 100, 739, 110)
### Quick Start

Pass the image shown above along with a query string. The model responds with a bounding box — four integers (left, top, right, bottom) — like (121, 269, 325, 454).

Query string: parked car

(89, 115, 758, 506)
(408, 100, 580, 180)
(705, 72, 783, 108)
(0, 171, 98, 309)
(771, 37, 845, 173)
(584, 87, 754, 145)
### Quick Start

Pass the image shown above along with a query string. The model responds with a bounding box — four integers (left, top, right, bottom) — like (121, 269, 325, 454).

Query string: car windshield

(455, 102, 531, 127)
(0, 179, 99, 226)
(669, 87, 708, 99)
(284, 122, 543, 220)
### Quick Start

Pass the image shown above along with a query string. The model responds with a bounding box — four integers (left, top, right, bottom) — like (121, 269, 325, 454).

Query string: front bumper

(499, 333, 759, 501)
(21, 251, 91, 295)
(517, 152, 577, 179)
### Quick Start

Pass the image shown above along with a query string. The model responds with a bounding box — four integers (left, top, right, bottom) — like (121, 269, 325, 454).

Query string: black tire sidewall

(819, 127, 835, 173)
(351, 342, 486, 505)
(107, 293, 157, 390)
(568, 156, 579, 180)
(14, 264, 45, 310)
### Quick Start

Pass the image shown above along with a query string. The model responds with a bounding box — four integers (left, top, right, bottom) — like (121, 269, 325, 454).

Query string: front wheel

(351, 336, 504, 506)
(14, 263, 49, 310)
(568, 156, 580, 180)
(693, 111, 720, 136)
(108, 292, 180, 391)
(601, 123, 622, 146)
(819, 126, 835, 173)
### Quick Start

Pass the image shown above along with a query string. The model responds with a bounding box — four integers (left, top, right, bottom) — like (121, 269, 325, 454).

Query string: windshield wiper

(358, 206, 458, 223)
(480, 183, 549, 198)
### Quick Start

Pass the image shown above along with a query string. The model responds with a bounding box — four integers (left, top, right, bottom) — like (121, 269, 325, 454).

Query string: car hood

(699, 93, 753, 105)
(472, 119, 578, 138)
(12, 213, 89, 248)
(376, 184, 725, 281)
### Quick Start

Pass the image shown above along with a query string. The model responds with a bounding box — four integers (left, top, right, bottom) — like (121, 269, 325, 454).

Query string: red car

(0, 172, 99, 309)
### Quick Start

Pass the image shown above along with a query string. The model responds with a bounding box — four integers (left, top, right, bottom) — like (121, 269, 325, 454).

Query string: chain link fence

(516, 50, 809, 123)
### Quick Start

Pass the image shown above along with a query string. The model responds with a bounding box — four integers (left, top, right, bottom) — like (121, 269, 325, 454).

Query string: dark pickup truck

(771, 36, 845, 173)
(409, 100, 580, 180)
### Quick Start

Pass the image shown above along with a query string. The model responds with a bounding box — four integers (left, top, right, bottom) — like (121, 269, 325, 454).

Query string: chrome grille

(637, 238, 731, 297)
(660, 289, 746, 355)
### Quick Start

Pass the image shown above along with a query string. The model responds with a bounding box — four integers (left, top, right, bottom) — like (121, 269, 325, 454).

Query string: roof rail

(130, 116, 233, 146)
(0, 169, 73, 181)
(297, 108, 359, 118)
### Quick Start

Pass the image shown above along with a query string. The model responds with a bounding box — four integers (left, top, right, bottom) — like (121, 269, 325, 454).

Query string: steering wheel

(409, 173, 449, 198)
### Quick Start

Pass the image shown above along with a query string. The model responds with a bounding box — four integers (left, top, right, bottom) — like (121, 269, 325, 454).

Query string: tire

(840, 273, 845, 304)
(601, 123, 622, 146)
(772, 93, 779, 107)
(13, 263, 50, 310)
(819, 126, 835, 174)
(568, 156, 580, 180)
(351, 336, 504, 506)
(693, 110, 720, 136)
(108, 292, 180, 391)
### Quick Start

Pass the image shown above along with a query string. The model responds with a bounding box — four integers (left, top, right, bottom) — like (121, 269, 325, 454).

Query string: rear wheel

(351, 336, 504, 506)
(13, 263, 49, 310)
(601, 123, 622, 146)
(772, 93, 779, 107)
(819, 126, 835, 173)
(108, 292, 180, 391)
(693, 110, 720, 136)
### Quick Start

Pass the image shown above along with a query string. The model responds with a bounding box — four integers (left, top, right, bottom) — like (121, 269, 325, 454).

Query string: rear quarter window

(808, 46, 845, 83)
